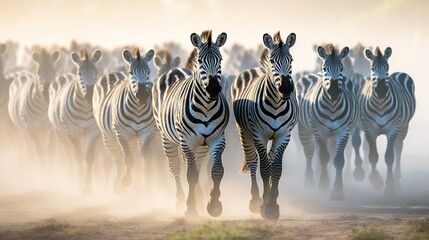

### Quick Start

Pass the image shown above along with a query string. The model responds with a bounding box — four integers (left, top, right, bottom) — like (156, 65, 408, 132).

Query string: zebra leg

(82, 132, 100, 196)
(161, 136, 185, 210)
(352, 127, 365, 182)
(181, 144, 199, 218)
(117, 135, 134, 188)
(254, 139, 272, 219)
(394, 126, 408, 191)
(331, 132, 350, 201)
(316, 138, 330, 191)
(366, 133, 384, 190)
(195, 146, 209, 214)
(206, 136, 226, 217)
(69, 135, 85, 189)
(238, 130, 261, 214)
(139, 136, 154, 195)
(103, 134, 125, 195)
(263, 134, 290, 220)
(298, 123, 315, 187)
(384, 132, 398, 197)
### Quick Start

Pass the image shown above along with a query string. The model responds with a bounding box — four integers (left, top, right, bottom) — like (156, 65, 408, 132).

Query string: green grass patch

(403, 217, 429, 240)
(349, 227, 393, 240)
(168, 220, 283, 240)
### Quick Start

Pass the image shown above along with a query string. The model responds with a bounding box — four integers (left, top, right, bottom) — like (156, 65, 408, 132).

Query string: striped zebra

(359, 47, 416, 196)
(231, 32, 298, 220)
(8, 49, 59, 168)
(48, 49, 102, 194)
(152, 30, 228, 217)
(297, 44, 357, 200)
(93, 48, 155, 195)
(154, 50, 181, 76)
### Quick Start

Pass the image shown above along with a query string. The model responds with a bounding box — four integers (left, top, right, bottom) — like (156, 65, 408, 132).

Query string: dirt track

(0, 185, 428, 240)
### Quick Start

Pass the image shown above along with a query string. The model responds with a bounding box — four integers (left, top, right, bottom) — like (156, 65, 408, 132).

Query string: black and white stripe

(231, 32, 298, 220)
(8, 49, 59, 167)
(48, 49, 102, 194)
(152, 30, 228, 217)
(93, 48, 155, 195)
(297, 44, 357, 200)
(358, 47, 416, 196)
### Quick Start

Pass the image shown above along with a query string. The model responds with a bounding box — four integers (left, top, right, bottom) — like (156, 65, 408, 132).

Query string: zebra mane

(260, 48, 269, 69)
(133, 47, 141, 60)
(273, 31, 283, 48)
(185, 48, 198, 71)
(79, 49, 89, 60)
(201, 30, 213, 47)
(324, 44, 337, 55)
(375, 47, 382, 57)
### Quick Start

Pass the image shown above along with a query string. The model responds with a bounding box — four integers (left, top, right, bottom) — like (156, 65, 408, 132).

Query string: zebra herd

(0, 30, 416, 220)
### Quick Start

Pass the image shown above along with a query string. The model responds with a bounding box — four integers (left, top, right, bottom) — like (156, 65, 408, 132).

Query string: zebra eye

(322, 67, 326, 71)
(270, 59, 274, 63)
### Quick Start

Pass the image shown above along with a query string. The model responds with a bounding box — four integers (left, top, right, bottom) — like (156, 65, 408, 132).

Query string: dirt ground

(0, 184, 428, 240)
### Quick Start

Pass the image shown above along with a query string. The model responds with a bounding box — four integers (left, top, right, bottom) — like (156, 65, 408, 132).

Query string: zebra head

(364, 47, 391, 98)
(32, 49, 60, 100)
(71, 49, 102, 103)
(154, 50, 181, 77)
(189, 30, 227, 100)
(262, 32, 296, 100)
(317, 44, 349, 101)
(122, 48, 154, 99)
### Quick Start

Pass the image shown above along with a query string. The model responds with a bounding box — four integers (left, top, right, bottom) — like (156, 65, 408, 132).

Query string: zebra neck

(263, 75, 283, 106)
(192, 79, 218, 106)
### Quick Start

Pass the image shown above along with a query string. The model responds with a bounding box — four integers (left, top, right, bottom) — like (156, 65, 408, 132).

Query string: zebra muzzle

(206, 75, 222, 99)
(327, 80, 341, 100)
(279, 75, 294, 100)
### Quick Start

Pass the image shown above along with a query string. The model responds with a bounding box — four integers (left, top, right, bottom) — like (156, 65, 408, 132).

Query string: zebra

(350, 43, 371, 78)
(152, 30, 228, 217)
(231, 32, 297, 220)
(154, 49, 181, 75)
(48, 49, 103, 194)
(93, 48, 155, 194)
(8, 49, 60, 169)
(0, 44, 8, 125)
(297, 44, 357, 200)
(358, 47, 416, 196)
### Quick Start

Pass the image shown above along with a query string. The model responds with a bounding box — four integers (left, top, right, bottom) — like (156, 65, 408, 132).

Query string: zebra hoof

(249, 197, 263, 214)
(185, 208, 199, 219)
(207, 199, 223, 217)
(353, 167, 365, 182)
(330, 190, 345, 201)
(261, 203, 279, 220)
(304, 178, 315, 188)
(122, 175, 133, 187)
(369, 172, 384, 191)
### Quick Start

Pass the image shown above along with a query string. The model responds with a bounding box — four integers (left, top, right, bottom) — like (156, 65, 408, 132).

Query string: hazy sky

(1, 0, 428, 157)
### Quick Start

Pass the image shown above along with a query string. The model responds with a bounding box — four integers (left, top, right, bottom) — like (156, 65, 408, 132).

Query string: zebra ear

(216, 32, 227, 47)
(122, 49, 133, 63)
(191, 33, 202, 48)
(0, 44, 6, 55)
(71, 52, 81, 64)
(50, 51, 60, 63)
(172, 56, 181, 68)
(339, 47, 349, 59)
(154, 56, 164, 67)
(285, 33, 296, 48)
(145, 50, 155, 61)
(384, 47, 392, 59)
(263, 34, 274, 49)
(364, 48, 374, 60)
(32, 52, 40, 63)
(92, 49, 102, 63)
(317, 46, 328, 59)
